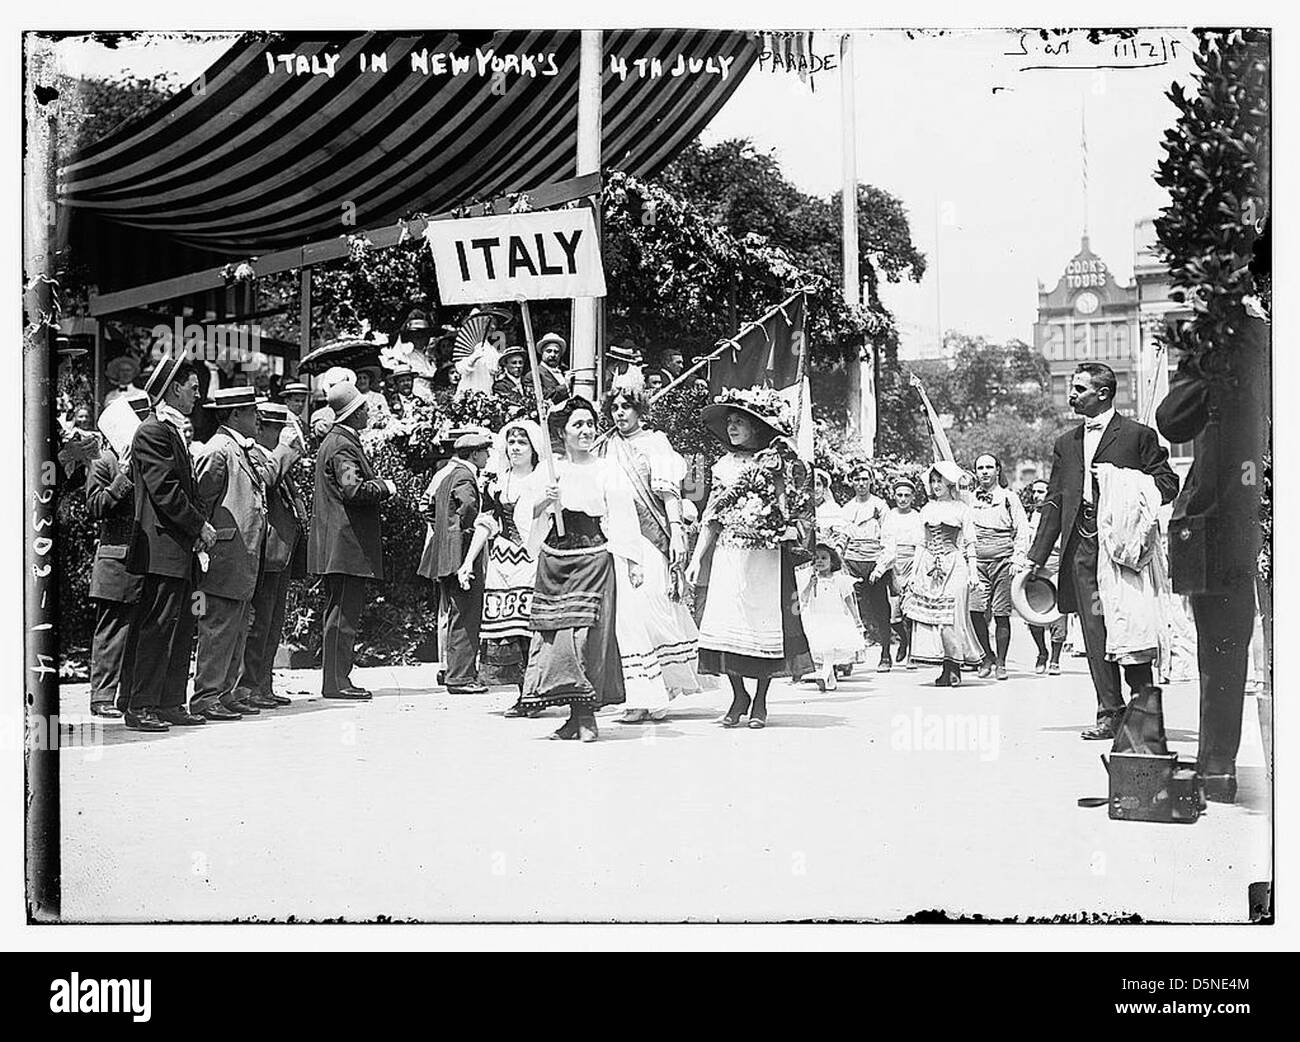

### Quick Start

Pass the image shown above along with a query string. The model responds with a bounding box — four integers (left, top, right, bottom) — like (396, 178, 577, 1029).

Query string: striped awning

(60, 29, 758, 267)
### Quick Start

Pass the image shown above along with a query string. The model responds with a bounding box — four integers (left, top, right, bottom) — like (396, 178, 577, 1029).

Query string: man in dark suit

(417, 431, 492, 693)
(536, 333, 569, 402)
(85, 389, 153, 718)
(1026, 362, 1179, 739)
(190, 388, 271, 720)
(234, 402, 307, 709)
(122, 358, 217, 732)
(1156, 315, 1269, 802)
(491, 345, 529, 412)
(307, 379, 397, 699)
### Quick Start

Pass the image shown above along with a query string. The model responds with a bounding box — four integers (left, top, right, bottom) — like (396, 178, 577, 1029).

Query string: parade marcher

(968, 453, 1030, 680)
(1025, 362, 1178, 740)
(799, 542, 866, 691)
(308, 379, 398, 699)
(456, 419, 546, 714)
(84, 389, 152, 718)
(536, 332, 570, 402)
(122, 358, 216, 731)
(687, 388, 813, 728)
(491, 345, 530, 412)
(1156, 314, 1268, 801)
(873, 477, 925, 669)
(418, 429, 493, 695)
(1023, 478, 1068, 675)
(190, 388, 272, 720)
(903, 461, 982, 686)
(233, 402, 307, 709)
(599, 386, 702, 722)
(813, 468, 847, 552)
(517, 396, 643, 743)
(840, 463, 894, 671)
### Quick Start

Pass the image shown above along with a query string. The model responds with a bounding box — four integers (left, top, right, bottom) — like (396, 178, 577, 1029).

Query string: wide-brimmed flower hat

(700, 386, 794, 448)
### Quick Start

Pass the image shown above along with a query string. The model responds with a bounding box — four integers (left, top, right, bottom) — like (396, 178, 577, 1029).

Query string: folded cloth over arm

(1096, 463, 1170, 672)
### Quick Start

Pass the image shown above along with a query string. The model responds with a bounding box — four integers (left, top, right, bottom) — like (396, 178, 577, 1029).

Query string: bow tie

(1085, 420, 1106, 431)
(975, 489, 995, 504)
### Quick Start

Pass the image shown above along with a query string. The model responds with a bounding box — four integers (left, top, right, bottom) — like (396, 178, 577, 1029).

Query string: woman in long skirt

(687, 389, 813, 728)
(902, 461, 983, 686)
(517, 397, 643, 742)
(456, 418, 547, 715)
(599, 387, 703, 722)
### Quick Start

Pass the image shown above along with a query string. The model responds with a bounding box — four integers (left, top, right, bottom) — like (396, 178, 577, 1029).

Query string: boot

(949, 659, 963, 687)
(935, 660, 954, 687)
(577, 709, 599, 743)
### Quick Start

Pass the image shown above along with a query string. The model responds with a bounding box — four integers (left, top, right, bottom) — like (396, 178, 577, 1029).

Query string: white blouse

(516, 457, 643, 565)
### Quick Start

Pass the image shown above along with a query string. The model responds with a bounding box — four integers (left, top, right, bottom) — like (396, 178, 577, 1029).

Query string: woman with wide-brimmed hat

(598, 385, 703, 722)
(455, 417, 548, 714)
(902, 460, 984, 685)
(686, 387, 814, 728)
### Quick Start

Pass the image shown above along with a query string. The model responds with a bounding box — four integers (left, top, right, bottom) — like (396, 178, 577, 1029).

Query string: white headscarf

(492, 417, 546, 478)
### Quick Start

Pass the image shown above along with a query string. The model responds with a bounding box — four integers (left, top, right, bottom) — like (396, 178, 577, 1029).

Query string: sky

(52, 27, 1201, 357)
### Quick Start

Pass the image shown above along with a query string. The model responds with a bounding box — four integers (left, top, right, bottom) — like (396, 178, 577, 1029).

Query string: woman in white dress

(902, 461, 984, 685)
(456, 418, 547, 715)
(599, 387, 703, 722)
(517, 397, 645, 742)
(686, 389, 813, 728)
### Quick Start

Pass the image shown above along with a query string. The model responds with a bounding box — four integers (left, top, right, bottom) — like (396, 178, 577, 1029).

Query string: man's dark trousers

(322, 573, 367, 694)
(237, 567, 291, 700)
(437, 571, 485, 686)
(1191, 589, 1256, 775)
(1067, 514, 1153, 727)
(91, 600, 136, 709)
(845, 559, 892, 659)
(124, 573, 197, 711)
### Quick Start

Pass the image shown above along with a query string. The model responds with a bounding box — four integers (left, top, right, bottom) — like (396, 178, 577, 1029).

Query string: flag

(707, 291, 805, 396)
(860, 345, 877, 457)
(760, 31, 818, 89)
(909, 372, 955, 463)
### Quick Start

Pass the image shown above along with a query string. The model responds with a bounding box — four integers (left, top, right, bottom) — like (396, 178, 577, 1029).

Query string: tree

(1154, 29, 1269, 374)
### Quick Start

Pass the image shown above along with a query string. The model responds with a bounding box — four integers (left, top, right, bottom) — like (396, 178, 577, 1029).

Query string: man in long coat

(123, 358, 216, 732)
(307, 379, 396, 699)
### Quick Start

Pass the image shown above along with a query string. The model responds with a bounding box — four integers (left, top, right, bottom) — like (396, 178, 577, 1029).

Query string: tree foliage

(1154, 29, 1269, 376)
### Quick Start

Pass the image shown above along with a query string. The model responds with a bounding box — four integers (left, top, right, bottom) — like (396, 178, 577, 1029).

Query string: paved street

(57, 631, 1270, 923)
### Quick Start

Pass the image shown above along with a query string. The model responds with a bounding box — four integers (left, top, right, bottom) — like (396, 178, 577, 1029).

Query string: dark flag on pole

(707, 291, 805, 396)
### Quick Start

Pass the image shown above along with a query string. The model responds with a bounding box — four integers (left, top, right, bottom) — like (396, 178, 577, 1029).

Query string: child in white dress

(800, 543, 867, 691)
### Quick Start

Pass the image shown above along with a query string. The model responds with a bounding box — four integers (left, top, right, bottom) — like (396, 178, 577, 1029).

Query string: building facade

(1033, 235, 1141, 414)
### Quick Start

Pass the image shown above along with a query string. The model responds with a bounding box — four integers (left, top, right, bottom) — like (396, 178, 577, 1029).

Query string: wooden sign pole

(520, 300, 565, 537)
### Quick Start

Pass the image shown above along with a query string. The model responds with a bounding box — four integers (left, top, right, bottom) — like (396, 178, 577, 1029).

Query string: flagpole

(571, 30, 603, 403)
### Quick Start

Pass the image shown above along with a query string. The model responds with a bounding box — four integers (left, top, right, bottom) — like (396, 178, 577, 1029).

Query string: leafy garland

(708, 438, 811, 549)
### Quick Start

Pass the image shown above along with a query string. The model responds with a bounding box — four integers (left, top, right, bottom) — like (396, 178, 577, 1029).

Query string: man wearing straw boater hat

(536, 332, 570, 402)
(84, 388, 153, 718)
(417, 428, 493, 695)
(190, 387, 272, 721)
(278, 379, 311, 423)
(308, 377, 398, 699)
(233, 401, 307, 710)
(492, 344, 529, 412)
(121, 356, 216, 732)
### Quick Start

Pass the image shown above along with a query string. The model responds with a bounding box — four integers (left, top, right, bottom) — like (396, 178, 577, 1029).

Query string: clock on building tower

(1075, 290, 1100, 315)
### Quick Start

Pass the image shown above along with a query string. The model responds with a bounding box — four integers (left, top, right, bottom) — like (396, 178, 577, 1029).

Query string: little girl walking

(799, 542, 867, 691)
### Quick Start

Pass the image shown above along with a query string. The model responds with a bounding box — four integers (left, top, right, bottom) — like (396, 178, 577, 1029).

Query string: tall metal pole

(572, 29, 603, 403)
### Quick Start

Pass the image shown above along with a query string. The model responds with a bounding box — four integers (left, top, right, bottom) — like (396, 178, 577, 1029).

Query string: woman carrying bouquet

(902, 461, 984, 686)
(599, 387, 703, 722)
(456, 418, 547, 716)
(686, 388, 813, 728)
(517, 397, 644, 742)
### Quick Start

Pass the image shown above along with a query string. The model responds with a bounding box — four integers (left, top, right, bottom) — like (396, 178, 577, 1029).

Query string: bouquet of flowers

(711, 438, 811, 549)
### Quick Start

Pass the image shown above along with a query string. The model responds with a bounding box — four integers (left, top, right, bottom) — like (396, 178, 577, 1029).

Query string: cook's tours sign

(425, 208, 607, 304)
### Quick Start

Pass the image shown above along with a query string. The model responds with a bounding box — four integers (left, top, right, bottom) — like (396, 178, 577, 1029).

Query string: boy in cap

(873, 477, 925, 668)
(417, 429, 493, 694)
(190, 387, 271, 720)
(308, 380, 397, 699)
(85, 389, 152, 718)
(122, 358, 216, 731)
(234, 402, 308, 708)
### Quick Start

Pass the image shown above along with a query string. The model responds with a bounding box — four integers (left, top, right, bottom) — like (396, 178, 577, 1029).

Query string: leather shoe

(264, 692, 292, 706)
(124, 710, 170, 732)
(1048, 662, 1061, 675)
(995, 665, 1008, 681)
(89, 703, 123, 718)
(155, 707, 207, 726)
(246, 693, 282, 709)
(977, 658, 994, 679)
(447, 683, 489, 695)
(323, 688, 371, 700)
(1203, 773, 1238, 804)
(1081, 724, 1117, 741)
(196, 703, 243, 721)
(226, 699, 261, 715)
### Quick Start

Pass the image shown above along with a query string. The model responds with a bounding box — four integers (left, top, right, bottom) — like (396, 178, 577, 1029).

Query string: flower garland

(709, 438, 810, 549)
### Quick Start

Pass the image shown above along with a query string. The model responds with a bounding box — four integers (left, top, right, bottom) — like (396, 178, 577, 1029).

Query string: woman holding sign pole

(516, 397, 643, 742)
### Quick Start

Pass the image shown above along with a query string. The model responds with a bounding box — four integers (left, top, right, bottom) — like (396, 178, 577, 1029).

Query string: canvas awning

(59, 29, 759, 291)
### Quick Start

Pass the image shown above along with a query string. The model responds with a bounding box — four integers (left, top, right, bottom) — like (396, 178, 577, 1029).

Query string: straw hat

(1011, 571, 1063, 626)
